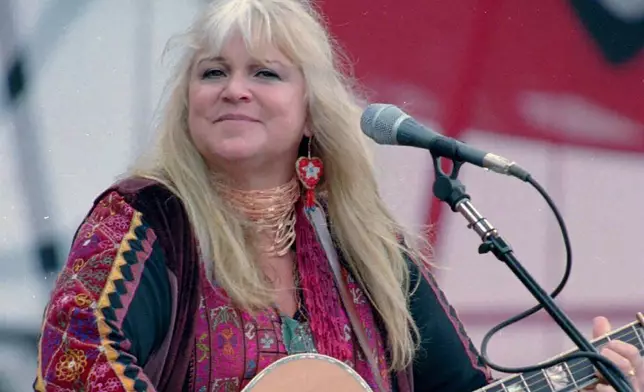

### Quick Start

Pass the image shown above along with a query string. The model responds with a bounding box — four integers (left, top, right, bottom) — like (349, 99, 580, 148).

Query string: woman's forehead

(195, 34, 297, 67)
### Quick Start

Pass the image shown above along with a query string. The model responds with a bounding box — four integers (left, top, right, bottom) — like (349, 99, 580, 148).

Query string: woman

(34, 0, 643, 391)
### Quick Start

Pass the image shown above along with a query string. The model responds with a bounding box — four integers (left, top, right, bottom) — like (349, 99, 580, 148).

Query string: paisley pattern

(35, 191, 159, 391)
(35, 189, 393, 392)
(191, 265, 287, 392)
(34, 182, 492, 392)
(189, 256, 391, 392)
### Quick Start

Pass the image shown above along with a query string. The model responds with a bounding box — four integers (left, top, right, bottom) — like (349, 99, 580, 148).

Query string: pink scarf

(294, 203, 391, 390)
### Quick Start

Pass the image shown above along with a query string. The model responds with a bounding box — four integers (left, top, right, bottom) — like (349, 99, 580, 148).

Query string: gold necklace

(215, 177, 300, 257)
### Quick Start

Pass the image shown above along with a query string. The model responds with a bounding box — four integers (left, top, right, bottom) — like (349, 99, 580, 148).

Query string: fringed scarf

(294, 202, 390, 389)
(295, 204, 353, 362)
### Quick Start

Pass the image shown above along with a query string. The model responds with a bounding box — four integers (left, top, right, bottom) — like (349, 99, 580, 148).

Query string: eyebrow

(196, 56, 225, 66)
(195, 55, 290, 68)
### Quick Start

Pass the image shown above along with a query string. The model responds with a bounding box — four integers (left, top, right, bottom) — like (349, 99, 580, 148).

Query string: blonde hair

(130, 0, 430, 371)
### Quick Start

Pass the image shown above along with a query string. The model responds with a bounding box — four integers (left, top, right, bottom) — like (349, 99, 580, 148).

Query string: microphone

(360, 103, 530, 181)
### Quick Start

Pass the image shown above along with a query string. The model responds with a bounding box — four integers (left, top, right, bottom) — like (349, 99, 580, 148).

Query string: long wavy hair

(130, 0, 430, 371)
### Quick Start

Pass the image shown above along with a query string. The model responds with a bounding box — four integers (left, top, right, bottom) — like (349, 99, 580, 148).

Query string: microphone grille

(360, 103, 404, 145)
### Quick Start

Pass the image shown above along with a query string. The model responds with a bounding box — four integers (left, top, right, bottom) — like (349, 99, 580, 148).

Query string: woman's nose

(221, 73, 252, 102)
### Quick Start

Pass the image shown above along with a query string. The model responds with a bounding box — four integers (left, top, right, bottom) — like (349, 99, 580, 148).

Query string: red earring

(295, 136, 324, 211)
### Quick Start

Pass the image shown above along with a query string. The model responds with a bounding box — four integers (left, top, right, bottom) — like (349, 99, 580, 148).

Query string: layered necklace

(215, 177, 300, 257)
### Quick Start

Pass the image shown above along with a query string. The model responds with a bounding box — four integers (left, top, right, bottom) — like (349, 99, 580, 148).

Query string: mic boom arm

(430, 154, 632, 392)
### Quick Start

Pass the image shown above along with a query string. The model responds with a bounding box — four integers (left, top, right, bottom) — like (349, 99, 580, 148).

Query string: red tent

(320, 0, 644, 242)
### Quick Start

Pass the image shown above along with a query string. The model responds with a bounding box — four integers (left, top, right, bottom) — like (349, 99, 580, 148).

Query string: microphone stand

(430, 156, 629, 392)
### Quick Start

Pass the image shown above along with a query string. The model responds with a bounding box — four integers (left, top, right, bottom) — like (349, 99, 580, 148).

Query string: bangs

(195, 0, 315, 66)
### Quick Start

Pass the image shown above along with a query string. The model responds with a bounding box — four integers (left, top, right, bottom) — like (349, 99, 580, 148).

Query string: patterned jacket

(34, 177, 492, 392)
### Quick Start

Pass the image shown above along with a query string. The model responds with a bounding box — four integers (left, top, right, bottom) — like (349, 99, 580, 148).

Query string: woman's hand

(588, 316, 643, 391)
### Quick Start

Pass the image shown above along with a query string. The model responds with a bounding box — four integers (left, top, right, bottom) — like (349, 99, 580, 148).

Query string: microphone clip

(431, 155, 471, 213)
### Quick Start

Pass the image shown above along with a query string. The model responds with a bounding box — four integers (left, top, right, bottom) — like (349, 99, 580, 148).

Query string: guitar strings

(507, 332, 640, 392)
(491, 327, 642, 392)
(514, 331, 640, 391)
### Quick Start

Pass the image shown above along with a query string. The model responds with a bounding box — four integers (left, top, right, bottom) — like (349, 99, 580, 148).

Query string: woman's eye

(256, 69, 280, 79)
(201, 69, 225, 79)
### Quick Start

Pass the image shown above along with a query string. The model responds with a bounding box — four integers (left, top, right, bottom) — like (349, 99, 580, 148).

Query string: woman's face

(187, 33, 311, 186)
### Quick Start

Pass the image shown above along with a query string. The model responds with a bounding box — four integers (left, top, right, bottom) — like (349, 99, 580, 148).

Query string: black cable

(479, 175, 633, 390)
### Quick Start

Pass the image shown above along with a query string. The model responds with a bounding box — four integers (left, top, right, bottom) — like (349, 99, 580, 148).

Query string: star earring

(295, 136, 324, 211)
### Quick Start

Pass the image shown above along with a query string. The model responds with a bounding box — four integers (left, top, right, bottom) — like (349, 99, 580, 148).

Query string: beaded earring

(295, 136, 324, 211)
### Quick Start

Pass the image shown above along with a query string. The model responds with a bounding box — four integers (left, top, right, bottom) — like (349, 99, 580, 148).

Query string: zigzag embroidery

(95, 211, 157, 391)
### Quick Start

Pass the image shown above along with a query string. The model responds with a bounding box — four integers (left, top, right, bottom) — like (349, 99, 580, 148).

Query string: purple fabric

(108, 178, 412, 391)
(106, 178, 201, 392)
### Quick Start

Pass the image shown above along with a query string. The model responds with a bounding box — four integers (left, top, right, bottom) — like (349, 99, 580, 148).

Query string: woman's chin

(210, 137, 263, 160)
(208, 145, 267, 168)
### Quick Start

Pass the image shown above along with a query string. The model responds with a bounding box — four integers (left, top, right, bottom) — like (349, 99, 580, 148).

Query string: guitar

(242, 353, 372, 392)
(242, 313, 644, 392)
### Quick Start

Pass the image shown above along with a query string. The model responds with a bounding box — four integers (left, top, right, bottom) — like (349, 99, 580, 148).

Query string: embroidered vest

(188, 261, 392, 392)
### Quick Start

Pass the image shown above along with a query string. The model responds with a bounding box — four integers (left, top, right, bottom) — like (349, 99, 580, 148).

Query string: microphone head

(360, 103, 406, 145)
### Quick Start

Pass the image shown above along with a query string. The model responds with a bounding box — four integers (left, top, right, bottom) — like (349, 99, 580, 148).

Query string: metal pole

(1, 0, 61, 280)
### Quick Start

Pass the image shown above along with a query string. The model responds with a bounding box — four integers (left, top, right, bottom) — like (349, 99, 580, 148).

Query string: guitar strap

(307, 207, 388, 392)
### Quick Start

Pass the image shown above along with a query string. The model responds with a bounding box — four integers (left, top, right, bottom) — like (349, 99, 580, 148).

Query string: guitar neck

(477, 314, 644, 392)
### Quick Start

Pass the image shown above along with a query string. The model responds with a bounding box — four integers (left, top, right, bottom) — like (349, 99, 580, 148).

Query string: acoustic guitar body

(242, 353, 373, 392)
